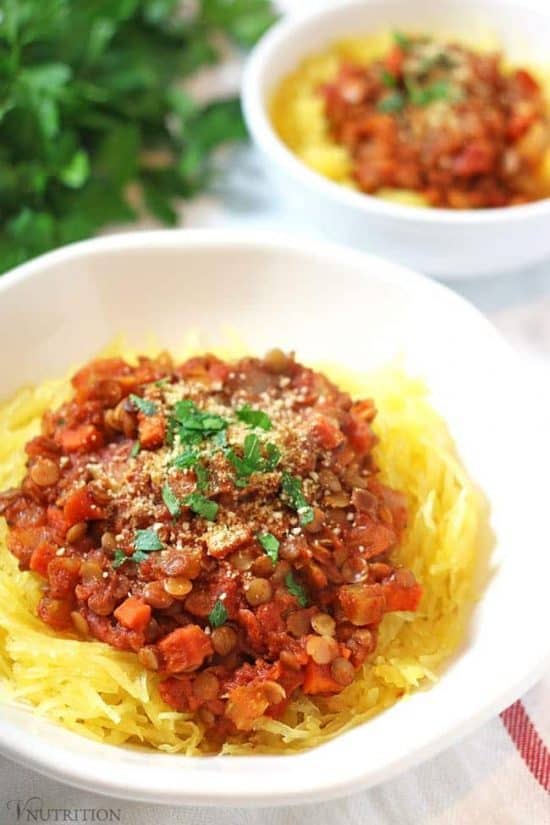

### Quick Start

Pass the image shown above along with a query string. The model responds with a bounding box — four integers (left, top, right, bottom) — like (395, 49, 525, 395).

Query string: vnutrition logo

(5, 797, 122, 823)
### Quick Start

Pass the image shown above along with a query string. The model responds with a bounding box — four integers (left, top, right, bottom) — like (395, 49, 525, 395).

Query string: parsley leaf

(377, 92, 406, 113)
(208, 599, 227, 628)
(285, 572, 309, 607)
(227, 434, 281, 487)
(194, 462, 209, 493)
(130, 441, 141, 458)
(0, 1, 277, 276)
(171, 448, 200, 470)
(130, 394, 157, 417)
(184, 492, 218, 521)
(258, 532, 279, 564)
(407, 80, 453, 106)
(381, 69, 397, 88)
(170, 399, 228, 446)
(112, 549, 128, 569)
(280, 472, 314, 526)
(134, 528, 163, 552)
(393, 31, 412, 49)
(162, 483, 181, 518)
(236, 405, 272, 431)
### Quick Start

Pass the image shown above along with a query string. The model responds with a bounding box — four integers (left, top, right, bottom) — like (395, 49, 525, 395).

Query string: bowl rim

(0, 229, 549, 807)
(241, 0, 550, 226)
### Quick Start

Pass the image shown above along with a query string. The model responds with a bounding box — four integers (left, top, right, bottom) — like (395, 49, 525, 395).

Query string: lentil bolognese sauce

(320, 34, 550, 208)
(0, 350, 422, 743)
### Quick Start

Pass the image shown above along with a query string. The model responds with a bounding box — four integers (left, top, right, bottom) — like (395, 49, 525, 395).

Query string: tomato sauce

(0, 350, 421, 740)
(321, 35, 550, 208)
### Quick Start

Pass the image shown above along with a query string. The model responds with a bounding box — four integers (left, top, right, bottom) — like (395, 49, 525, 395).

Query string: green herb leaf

(170, 399, 228, 445)
(393, 31, 411, 49)
(184, 492, 218, 521)
(130, 394, 157, 416)
(208, 599, 227, 628)
(130, 441, 141, 458)
(134, 528, 163, 552)
(406, 80, 454, 107)
(377, 91, 406, 113)
(264, 442, 281, 471)
(171, 448, 199, 470)
(258, 532, 279, 564)
(285, 572, 309, 607)
(112, 549, 128, 568)
(194, 462, 209, 493)
(281, 472, 314, 526)
(162, 483, 181, 518)
(381, 69, 397, 88)
(236, 404, 272, 431)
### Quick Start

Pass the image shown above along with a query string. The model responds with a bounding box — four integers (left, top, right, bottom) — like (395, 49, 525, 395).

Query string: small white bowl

(242, 0, 550, 278)
(0, 230, 549, 806)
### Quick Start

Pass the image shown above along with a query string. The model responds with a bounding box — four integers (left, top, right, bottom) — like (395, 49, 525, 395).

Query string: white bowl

(242, 0, 550, 279)
(0, 230, 549, 806)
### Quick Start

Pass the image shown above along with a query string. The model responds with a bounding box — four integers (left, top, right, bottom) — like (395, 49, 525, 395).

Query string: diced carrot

(114, 597, 152, 632)
(29, 542, 58, 577)
(63, 487, 104, 526)
(225, 683, 270, 730)
(302, 661, 342, 695)
(60, 424, 103, 453)
(158, 625, 213, 674)
(338, 583, 386, 625)
(138, 414, 165, 449)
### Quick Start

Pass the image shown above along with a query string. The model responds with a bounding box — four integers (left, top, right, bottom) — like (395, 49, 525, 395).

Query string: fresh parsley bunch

(0, 0, 276, 273)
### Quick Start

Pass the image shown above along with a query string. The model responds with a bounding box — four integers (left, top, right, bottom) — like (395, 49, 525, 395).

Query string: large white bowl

(242, 0, 550, 279)
(0, 230, 549, 806)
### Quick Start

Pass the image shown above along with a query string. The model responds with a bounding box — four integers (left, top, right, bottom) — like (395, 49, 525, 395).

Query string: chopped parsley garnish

(162, 483, 181, 518)
(129, 394, 157, 416)
(169, 399, 228, 446)
(208, 599, 227, 628)
(381, 69, 397, 88)
(134, 528, 163, 552)
(406, 79, 453, 107)
(130, 441, 141, 458)
(258, 532, 279, 564)
(184, 492, 218, 521)
(212, 429, 228, 450)
(393, 31, 411, 49)
(285, 572, 309, 607)
(171, 448, 199, 470)
(377, 91, 406, 113)
(227, 434, 281, 487)
(112, 550, 128, 569)
(281, 472, 314, 526)
(194, 462, 209, 493)
(236, 405, 273, 431)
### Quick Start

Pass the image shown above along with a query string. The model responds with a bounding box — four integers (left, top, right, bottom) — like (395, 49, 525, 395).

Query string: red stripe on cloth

(500, 700, 550, 793)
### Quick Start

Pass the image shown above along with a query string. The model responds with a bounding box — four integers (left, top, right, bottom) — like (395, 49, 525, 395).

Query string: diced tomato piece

(310, 415, 344, 449)
(7, 526, 53, 568)
(383, 580, 423, 612)
(348, 518, 397, 558)
(29, 542, 58, 576)
(385, 46, 404, 77)
(60, 424, 103, 453)
(158, 625, 213, 674)
(114, 597, 152, 632)
(72, 358, 129, 403)
(453, 142, 494, 177)
(46, 506, 69, 538)
(47, 557, 81, 599)
(158, 676, 195, 712)
(138, 414, 165, 449)
(347, 415, 376, 456)
(302, 661, 342, 695)
(507, 111, 536, 141)
(63, 487, 104, 526)
(514, 68, 540, 96)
